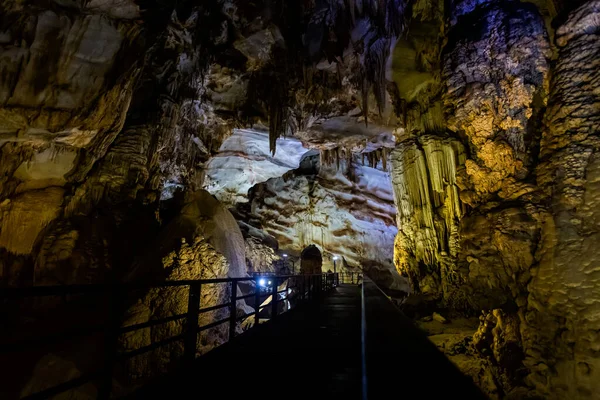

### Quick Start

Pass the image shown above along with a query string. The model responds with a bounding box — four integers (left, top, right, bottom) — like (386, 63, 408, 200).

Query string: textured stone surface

(204, 129, 310, 205)
(391, 134, 466, 302)
(245, 153, 406, 289)
(526, 1, 600, 398)
(119, 236, 231, 387)
(443, 0, 551, 205)
(0, 187, 64, 255)
(388, 1, 600, 397)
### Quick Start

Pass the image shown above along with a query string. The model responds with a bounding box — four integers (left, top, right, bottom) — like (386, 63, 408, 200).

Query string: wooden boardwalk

(132, 282, 486, 399)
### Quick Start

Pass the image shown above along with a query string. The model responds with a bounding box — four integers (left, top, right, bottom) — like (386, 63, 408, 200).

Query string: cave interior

(1, 0, 600, 398)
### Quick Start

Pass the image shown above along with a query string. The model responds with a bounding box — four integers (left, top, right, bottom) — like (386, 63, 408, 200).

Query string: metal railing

(0, 273, 342, 399)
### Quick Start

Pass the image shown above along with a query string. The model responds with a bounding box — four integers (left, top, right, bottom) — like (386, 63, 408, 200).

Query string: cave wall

(0, 0, 410, 286)
(246, 153, 404, 288)
(0, 1, 222, 285)
(526, 2, 600, 397)
(204, 129, 310, 205)
(0, 0, 289, 285)
(389, 0, 600, 397)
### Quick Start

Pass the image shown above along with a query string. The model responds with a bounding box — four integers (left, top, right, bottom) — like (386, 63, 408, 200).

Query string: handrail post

(98, 286, 123, 400)
(184, 282, 201, 365)
(271, 278, 278, 319)
(229, 281, 238, 341)
(254, 278, 261, 327)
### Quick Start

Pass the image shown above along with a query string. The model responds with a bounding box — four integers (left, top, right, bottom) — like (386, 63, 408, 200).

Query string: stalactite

(365, 37, 390, 115)
(249, 0, 408, 154)
(268, 85, 288, 155)
(269, 108, 281, 155)
(391, 135, 466, 269)
(382, 147, 387, 171)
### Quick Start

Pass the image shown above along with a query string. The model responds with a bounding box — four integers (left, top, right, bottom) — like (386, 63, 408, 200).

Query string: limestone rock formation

(204, 129, 310, 205)
(391, 134, 466, 303)
(245, 153, 403, 288)
(388, 1, 600, 398)
(443, 0, 551, 206)
(2, 0, 600, 398)
(525, 1, 600, 397)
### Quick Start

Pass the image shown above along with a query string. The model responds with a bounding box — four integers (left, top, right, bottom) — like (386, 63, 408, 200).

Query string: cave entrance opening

(300, 244, 323, 274)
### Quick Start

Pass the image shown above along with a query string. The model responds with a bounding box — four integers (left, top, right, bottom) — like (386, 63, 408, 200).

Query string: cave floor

(130, 284, 485, 399)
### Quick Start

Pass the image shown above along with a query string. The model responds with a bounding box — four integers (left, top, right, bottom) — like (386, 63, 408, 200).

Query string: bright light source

(282, 254, 288, 258)
(259, 278, 266, 286)
(268, 280, 272, 285)
(333, 256, 339, 260)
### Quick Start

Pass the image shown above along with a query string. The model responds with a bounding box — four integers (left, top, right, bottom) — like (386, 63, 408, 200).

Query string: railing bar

(197, 317, 229, 333)
(119, 313, 187, 334)
(0, 278, 259, 298)
(119, 333, 186, 360)
(2, 275, 334, 298)
(21, 371, 101, 400)
(199, 302, 231, 314)
(4, 273, 340, 400)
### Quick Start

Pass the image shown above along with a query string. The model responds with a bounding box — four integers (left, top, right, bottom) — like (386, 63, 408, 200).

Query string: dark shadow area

(363, 280, 487, 399)
(131, 282, 487, 399)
